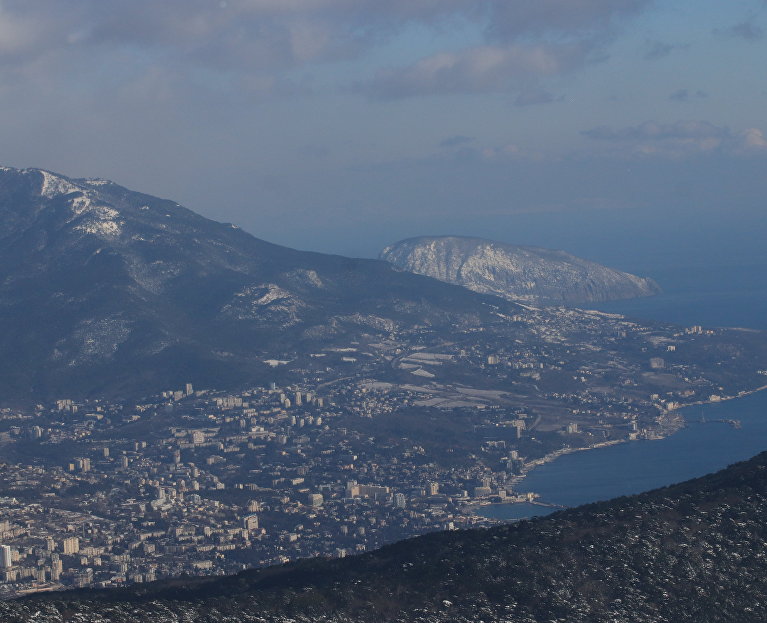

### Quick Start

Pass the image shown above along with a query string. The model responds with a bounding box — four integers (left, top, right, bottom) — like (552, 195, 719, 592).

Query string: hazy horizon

(0, 0, 763, 269)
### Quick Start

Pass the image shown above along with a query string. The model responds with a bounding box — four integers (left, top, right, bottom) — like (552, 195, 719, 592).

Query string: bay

(480, 261, 767, 521)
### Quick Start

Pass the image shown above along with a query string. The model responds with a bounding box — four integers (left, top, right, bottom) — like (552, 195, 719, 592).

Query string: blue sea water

(480, 261, 767, 521)
(595, 263, 767, 331)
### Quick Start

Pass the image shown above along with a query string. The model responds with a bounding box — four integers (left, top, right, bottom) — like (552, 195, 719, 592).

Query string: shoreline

(478, 382, 767, 517)
(665, 383, 767, 412)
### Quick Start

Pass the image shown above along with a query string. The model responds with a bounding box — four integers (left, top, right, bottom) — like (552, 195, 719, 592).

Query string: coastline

(665, 383, 767, 412)
(477, 381, 767, 519)
(515, 438, 626, 482)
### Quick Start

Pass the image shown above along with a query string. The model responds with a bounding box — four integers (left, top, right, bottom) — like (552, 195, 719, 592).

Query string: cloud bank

(0, 0, 650, 97)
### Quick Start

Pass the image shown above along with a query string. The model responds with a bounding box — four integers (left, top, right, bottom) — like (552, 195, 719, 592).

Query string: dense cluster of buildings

(0, 309, 751, 598)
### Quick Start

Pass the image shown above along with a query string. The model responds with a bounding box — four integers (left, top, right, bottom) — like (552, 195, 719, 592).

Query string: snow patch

(69, 195, 93, 216)
(75, 220, 123, 237)
(220, 284, 305, 326)
(411, 368, 436, 378)
(337, 313, 397, 332)
(67, 317, 132, 365)
(38, 170, 82, 198)
(74, 205, 123, 238)
(284, 268, 324, 289)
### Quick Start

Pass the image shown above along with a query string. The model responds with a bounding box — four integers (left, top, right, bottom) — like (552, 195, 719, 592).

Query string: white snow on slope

(38, 170, 82, 198)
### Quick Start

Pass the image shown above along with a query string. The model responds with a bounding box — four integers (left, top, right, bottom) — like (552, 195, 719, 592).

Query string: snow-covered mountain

(380, 236, 661, 306)
(0, 167, 513, 399)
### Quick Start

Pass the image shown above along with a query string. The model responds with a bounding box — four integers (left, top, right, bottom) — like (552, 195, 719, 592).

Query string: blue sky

(0, 0, 765, 265)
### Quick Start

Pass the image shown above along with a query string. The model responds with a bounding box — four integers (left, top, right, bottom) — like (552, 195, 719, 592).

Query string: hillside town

(0, 308, 762, 598)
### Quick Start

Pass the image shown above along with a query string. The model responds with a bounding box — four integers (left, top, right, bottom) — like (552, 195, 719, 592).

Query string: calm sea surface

(480, 262, 767, 521)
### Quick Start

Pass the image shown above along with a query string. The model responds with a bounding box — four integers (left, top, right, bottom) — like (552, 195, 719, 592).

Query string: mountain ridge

(0, 167, 517, 401)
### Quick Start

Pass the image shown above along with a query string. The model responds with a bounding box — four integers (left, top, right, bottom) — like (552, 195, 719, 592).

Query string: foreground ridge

(5, 450, 767, 622)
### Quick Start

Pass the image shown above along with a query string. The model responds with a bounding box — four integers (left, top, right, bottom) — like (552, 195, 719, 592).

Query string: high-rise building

(63, 536, 80, 555)
(185, 383, 194, 396)
(0, 545, 13, 569)
(242, 514, 259, 532)
(51, 555, 62, 582)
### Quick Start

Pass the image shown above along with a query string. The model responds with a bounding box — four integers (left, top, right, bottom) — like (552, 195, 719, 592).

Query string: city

(0, 306, 762, 598)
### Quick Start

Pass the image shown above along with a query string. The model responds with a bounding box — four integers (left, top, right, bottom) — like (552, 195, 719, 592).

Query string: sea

(480, 260, 767, 521)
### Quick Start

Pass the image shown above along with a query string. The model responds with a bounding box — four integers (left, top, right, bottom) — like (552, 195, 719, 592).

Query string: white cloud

(357, 0, 648, 98)
(367, 43, 591, 97)
(583, 121, 767, 158)
(0, 7, 45, 57)
(0, 0, 650, 95)
(735, 128, 767, 154)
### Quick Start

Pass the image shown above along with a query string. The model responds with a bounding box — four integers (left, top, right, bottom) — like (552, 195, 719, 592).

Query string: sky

(0, 0, 765, 269)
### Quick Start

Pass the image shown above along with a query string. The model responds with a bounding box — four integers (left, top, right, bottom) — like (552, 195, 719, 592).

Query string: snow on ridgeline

(38, 169, 84, 198)
(24, 169, 126, 238)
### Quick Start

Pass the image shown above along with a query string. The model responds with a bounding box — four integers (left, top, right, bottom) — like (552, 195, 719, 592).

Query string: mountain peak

(0, 166, 520, 399)
(37, 168, 86, 198)
(0, 166, 91, 198)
